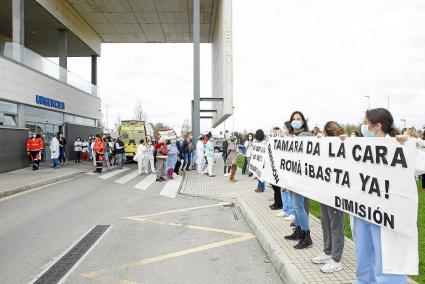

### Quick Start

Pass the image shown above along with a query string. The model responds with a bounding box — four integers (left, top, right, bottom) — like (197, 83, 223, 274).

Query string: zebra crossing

(84, 167, 181, 198)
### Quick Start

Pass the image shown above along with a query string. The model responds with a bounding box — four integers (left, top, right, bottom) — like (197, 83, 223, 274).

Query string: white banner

(159, 130, 177, 140)
(249, 142, 267, 181)
(261, 137, 419, 238)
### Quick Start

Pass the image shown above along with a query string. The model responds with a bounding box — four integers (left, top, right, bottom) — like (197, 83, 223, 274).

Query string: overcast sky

(67, 0, 425, 134)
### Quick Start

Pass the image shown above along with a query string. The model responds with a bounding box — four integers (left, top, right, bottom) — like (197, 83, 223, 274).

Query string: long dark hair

(246, 133, 254, 141)
(254, 129, 265, 142)
(289, 111, 309, 134)
(366, 108, 398, 137)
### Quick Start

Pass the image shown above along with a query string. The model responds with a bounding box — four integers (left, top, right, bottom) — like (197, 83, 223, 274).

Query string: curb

(178, 174, 306, 284)
(0, 171, 85, 198)
(237, 196, 308, 284)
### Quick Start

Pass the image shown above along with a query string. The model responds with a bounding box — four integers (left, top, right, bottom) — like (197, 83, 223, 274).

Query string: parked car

(214, 139, 225, 153)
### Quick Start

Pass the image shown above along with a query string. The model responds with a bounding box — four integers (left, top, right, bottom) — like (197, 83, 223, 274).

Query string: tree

(133, 100, 148, 121)
(342, 123, 360, 136)
(181, 119, 191, 137)
(153, 122, 171, 140)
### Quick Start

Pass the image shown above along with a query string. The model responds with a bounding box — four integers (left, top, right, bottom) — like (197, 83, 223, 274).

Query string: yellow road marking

(126, 217, 250, 237)
(0, 178, 71, 203)
(126, 202, 232, 219)
(82, 203, 255, 280)
(119, 280, 138, 284)
(81, 234, 255, 280)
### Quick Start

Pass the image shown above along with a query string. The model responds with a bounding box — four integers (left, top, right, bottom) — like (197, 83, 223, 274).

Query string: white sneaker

(311, 252, 332, 264)
(276, 212, 288, 217)
(284, 214, 295, 221)
(320, 259, 342, 273)
(224, 173, 231, 177)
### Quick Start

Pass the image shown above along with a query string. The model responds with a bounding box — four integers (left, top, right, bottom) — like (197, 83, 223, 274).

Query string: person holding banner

(277, 121, 296, 221)
(253, 129, 267, 192)
(352, 108, 414, 284)
(284, 111, 313, 250)
(311, 121, 346, 273)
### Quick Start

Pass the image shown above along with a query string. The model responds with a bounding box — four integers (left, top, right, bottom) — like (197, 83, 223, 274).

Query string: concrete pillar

(59, 29, 68, 69)
(91, 55, 97, 85)
(59, 29, 68, 82)
(12, 0, 25, 45)
(17, 104, 26, 128)
(193, 0, 201, 141)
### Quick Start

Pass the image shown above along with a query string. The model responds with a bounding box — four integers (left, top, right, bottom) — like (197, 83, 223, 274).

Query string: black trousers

(96, 153, 103, 173)
(30, 151, 40, 170)
(75, 151, 81, 163)
(422, 174, 425, 189)
(272, 185, 283, 207)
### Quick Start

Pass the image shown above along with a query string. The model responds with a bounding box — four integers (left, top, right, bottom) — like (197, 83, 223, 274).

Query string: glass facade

(0, 101, 18, 126)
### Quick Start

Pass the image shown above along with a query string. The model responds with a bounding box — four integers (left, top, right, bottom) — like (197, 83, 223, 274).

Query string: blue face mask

(291, 120, 303, 130)
(361, 124, 375, 137)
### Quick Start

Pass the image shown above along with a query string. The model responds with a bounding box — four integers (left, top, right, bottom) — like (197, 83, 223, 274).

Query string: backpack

(159, 144, 168, 155)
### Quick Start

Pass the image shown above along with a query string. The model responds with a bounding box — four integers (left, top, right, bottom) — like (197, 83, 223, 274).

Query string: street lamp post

(364, 95, 370, 110)
(400, 119, 406, 129)
(232, 106, 235, 135)
(105, 105, 109, 132)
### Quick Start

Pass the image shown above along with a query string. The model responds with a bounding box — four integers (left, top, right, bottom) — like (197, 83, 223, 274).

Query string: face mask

(361, 124, 375, 137)
(32, 135, 36, 138)
(291, 120, 303, 130)
(248, 136, 252, 140)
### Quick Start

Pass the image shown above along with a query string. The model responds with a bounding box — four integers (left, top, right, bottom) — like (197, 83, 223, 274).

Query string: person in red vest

(93, 134, 105, 173)
(26, 132, 44, 170)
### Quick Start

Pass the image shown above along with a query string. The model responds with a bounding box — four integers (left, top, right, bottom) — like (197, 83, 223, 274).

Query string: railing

(0, 36, 98, 97)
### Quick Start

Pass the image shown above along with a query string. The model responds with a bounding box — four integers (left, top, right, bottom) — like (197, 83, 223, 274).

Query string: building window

(74, 116, 85, 125)
(85, 118, 95, 127)
(64, 114, 74, 123)
(0, 101, 17, 113)
(25, 106, 46, 119)
(46, 110, 64, 122)
(0, 101, 18, 126)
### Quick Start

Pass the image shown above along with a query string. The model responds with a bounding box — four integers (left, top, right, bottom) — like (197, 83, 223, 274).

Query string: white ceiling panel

(134, 12, 160, 24)
(104, 12, 138, 24)
(66, 0, 217, 43)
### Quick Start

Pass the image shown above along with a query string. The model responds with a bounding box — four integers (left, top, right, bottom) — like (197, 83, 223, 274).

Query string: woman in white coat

(50, 134, 60, 169)
(145, 141, 156, 173)
(196, 135, 205, 174)
(134, 139, 148, 174)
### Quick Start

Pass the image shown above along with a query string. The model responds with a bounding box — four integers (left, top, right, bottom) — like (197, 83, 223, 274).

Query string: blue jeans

(52, 158, 60, 168)
(257, 181, 265, 191)
(184, 153, 191, 166)
(353, 218, 406, 284)
(291, 191, 309, 231)
(116, 153, 125, 168)
(281, 190, 294, 215)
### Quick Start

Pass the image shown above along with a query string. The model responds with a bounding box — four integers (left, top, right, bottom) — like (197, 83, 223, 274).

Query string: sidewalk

(0, 161, 93, 197)
(179, 155, 417, 284)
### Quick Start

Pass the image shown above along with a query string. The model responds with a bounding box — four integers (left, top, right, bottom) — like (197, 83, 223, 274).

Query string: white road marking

(159, 176, 182, 198)
(85, 171, 97, 176)
(114, 170, 140, 184)
(134, 174, 157, 190)
(99, 168, 129, 180)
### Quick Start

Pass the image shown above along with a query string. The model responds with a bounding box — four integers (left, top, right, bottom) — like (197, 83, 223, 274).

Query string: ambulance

(119, 120, 148, 160)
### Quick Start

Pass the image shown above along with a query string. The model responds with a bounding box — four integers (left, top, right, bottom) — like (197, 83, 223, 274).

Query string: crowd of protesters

(24, 107, 425, 282)
(235, 108, 425, 283)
